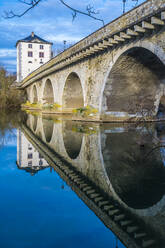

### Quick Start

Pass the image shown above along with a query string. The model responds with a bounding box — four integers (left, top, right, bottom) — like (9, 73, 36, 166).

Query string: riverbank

(21, 106, 165, 123)
(0, 67, 24, 110)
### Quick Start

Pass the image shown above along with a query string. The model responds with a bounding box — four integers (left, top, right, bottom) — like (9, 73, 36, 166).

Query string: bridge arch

(43, 79, 54, 104)
(62, 72, 84, 111)
(32, 85, 38, 103)
(100, 42, 165, 117)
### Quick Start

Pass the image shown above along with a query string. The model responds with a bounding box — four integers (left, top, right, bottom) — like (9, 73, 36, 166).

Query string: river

(0, 110, 165, 248)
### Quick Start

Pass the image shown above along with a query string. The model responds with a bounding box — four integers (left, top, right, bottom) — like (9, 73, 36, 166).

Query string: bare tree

(3, 0, 139, 25)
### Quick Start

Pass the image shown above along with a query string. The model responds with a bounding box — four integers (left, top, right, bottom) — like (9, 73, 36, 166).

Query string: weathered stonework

(19, 0, 165, 122)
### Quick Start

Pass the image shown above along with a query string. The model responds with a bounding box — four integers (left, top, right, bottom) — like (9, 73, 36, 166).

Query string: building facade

(16, 32, 53, 83)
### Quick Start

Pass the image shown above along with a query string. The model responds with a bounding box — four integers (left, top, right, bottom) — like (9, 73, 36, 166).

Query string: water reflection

(101, 130, 165, 209)
(21, 114, 165, 248)
(17, 129, 49, 175)
(32, 115, 37, 132)
(0, 110, 24, 148)
(62, 121, 83, 159)
(42, 118, 54, 143)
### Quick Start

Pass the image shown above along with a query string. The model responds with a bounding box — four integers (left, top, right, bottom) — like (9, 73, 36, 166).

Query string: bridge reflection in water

(18, 114, 165, 248)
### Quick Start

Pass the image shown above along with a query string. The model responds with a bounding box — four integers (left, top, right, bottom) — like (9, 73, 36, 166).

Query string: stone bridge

(21, 114, 165, 247)
(20, 0, 165, 121)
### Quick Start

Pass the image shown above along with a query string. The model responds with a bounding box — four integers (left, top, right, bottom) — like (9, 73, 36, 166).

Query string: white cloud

(3, 59, 16, 66)
(0, 49, 16, 58)
(46, 34, 83, 43)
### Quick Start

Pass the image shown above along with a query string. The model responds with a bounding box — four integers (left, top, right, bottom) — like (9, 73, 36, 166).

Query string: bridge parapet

(20, 0, 165, 88)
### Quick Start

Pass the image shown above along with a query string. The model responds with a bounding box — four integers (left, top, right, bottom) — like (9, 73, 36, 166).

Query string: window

(28, 153, 33, 159)
(40, 45, 44, 49)
(28, 51, 33, 57)
(39, 52, 44, 58)
(28, 161, 32, 166)
(28, 44, 32, 48)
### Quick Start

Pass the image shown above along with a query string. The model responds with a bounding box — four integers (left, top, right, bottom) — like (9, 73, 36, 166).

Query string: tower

(16, 32, 53, 83)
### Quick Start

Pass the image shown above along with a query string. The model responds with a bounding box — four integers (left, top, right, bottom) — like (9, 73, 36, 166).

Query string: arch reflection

(42, 118, 54, 143)
(62, 121, 83, 159)
(101, 127, 165, 209)
(32, 115, 37, 132)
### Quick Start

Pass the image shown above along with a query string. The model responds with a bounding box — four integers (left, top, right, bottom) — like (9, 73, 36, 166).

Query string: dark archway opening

(62, 72, 84, 110)
(43, 79, 54, 104)
(102, 47, 165, 116)
(32, 85, 38, 103)
(157, 96, 165, 118)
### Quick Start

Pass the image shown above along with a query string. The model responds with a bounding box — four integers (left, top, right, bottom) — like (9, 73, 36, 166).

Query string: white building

(17, 129, 49, 175)
(16, 32, 53, 83)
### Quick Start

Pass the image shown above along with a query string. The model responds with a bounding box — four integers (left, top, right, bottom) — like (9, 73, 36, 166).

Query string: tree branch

(18, 0, 33, 6)
(3, 0, 41, 18)
(3, 0, 104, 25)
(59, 0, 104, 25)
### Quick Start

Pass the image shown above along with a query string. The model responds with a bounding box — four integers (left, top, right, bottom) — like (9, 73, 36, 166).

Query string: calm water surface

(0, 111, 165, 248)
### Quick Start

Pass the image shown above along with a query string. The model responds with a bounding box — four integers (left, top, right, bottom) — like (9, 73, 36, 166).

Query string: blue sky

(0, 0, 145, 72)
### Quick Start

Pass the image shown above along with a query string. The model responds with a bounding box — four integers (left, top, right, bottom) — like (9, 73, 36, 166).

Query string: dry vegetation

(0, 66, 25, 110)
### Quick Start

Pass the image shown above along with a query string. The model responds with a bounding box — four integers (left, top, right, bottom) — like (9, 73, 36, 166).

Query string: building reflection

(17, 128, 49, 175)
